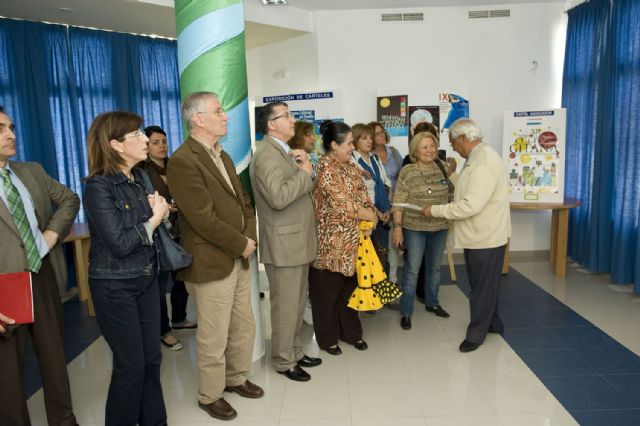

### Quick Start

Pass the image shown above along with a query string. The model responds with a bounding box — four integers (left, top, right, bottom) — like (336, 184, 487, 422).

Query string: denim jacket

(83, 168, 157, 279)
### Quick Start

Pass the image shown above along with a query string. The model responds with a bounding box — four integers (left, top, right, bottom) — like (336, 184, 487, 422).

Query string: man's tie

(0, 169, 42, 273)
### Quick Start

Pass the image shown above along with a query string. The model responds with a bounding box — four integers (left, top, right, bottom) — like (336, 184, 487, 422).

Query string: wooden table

(63, 223, 94, 316)
(503, 197, 581, 278)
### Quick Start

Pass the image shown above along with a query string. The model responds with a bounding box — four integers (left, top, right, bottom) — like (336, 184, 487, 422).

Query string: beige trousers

(185, 259, 255, 404)
(265, 264, 308, 371)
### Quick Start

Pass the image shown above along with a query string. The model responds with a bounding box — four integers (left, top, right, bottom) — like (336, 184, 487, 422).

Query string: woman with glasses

(138, 125, 197, 352)
(83, 111, 169, 426)
(391, 131, 451, 331)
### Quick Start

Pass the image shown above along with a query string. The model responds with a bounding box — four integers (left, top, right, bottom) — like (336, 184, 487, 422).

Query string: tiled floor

(24, 257, 640, 425)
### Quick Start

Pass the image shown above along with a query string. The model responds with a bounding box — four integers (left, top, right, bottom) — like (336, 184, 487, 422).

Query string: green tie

(0, 169, 42, 273)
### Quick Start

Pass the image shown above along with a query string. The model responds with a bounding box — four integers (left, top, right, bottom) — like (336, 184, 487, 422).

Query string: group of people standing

(0, 93, 510, 426)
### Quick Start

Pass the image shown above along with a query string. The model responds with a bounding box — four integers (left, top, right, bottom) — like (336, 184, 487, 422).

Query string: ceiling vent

(402, 13, 424, 22)
(468, 9, 510, 19)
(381, 13, 403, 22)
(381, 12, 424, 22)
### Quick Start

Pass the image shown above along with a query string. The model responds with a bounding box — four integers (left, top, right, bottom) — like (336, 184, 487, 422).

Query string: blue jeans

(400, 228, 448, 316)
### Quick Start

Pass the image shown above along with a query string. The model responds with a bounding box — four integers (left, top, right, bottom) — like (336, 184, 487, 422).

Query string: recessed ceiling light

(58, 7, 72, 12)
(262, 0, 288, 5)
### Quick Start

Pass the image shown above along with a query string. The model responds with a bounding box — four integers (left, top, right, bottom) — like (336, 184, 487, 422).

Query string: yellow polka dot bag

(348, 221, 402, 311)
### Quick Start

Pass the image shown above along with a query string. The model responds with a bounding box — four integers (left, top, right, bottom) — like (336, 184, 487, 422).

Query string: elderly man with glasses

(167, 91, 263, 421)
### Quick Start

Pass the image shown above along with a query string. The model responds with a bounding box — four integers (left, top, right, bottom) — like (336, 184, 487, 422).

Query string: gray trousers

(463, 245, 506, 344)
(265, 264, 308, 371)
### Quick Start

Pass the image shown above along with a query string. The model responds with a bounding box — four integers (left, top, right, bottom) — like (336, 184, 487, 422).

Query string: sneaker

(161, 334, 184, 351)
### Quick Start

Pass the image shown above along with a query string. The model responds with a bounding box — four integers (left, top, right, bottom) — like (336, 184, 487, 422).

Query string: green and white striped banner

(175, 1, 264, 361)
(175, 0, 252, 185)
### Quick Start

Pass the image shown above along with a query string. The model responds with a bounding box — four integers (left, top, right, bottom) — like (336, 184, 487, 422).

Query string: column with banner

(175, 0, 263, 360)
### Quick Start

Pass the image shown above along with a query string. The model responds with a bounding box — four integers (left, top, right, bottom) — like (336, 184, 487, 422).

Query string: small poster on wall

(439, 93, 469, 134)
(255, 91, 341, 158)
(502, 109, 566, 203)
(408, 105, 440, 137)
(377, 95, 409, 137)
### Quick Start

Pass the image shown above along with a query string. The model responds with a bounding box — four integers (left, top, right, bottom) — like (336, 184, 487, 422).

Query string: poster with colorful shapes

(377, 95, 409, 137)
(502, 109, 566, 203)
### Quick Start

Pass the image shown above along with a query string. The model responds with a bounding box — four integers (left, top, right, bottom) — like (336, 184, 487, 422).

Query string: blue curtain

(0, 18, 183, 222)
(563, 0, 640, 293)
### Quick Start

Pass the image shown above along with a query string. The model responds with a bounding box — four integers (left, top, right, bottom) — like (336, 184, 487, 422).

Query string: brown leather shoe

(224, 380, 265, 399)
(198, 398, 237, 420)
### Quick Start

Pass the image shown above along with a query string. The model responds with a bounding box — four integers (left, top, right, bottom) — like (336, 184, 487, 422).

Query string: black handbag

(155, 221, 192, 272)
(137, 169, 192, 272)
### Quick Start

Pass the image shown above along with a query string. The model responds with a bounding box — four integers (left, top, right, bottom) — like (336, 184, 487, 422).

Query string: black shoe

(426, 305, 450, 318)
(354, 340, 368, 351)
(459, 339, 481, 353)
(277, 365, 311, 382)
(325, 345, 342, 355)
(297, 355, 322, 368)
(400, 316, 412, 330)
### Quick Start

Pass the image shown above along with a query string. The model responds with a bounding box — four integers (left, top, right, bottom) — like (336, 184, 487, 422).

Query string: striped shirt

(392, 161, 450, 232)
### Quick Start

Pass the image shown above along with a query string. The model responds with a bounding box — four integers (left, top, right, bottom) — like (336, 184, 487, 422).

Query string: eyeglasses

(197, 109, 226, 116)
(119, 129, 145, 140)
(374, 130, 386, 136)
(269, 111, 295, 121)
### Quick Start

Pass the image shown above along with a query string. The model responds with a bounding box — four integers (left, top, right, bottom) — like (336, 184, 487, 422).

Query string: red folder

(0, 272, 34, 324)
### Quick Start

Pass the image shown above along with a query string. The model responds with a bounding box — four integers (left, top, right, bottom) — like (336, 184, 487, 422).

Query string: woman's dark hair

(413, 121, 438, 137)
(320, 120, 351, 153)
(144, 125, 166, 138)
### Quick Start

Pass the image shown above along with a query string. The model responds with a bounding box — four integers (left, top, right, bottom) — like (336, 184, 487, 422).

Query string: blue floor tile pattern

(441, 264, 640, 424)
(22, 265, 640, 424)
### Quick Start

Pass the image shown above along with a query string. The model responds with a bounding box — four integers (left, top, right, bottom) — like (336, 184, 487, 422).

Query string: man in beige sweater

(422, 118, 511, 353)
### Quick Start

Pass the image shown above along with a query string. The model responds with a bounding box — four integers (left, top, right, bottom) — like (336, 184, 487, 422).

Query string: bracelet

(393, 222, 402, 228)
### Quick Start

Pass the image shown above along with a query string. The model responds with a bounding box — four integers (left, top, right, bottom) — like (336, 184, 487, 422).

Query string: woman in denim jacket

(83, 111, 170, 426)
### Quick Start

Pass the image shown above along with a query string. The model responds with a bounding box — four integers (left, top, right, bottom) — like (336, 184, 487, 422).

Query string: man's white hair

(449, 118, 483, 141)
(181, 91, 219, 130)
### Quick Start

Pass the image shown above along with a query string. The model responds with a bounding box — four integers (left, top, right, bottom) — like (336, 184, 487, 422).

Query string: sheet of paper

(392, 203, 423, 211)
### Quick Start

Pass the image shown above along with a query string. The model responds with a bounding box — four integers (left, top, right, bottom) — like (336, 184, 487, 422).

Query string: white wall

(246, 2, 569, 251)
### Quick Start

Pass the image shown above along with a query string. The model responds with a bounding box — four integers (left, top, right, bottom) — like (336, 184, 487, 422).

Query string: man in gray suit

(250, 102, 321, 382)
(0, 106, 80, 425)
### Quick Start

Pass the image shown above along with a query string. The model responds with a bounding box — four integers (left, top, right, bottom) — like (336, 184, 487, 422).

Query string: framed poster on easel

(502, 109, 566, 203)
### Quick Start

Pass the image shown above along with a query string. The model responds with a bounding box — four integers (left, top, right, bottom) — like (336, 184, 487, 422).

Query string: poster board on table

(255, 91, 342, 158)
(502, 109, 566, 203)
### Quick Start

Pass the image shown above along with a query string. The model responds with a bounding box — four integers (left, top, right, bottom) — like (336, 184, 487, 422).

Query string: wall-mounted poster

(255, 91, 341, 159)
(439, 93, 469, 133)
(502, 109, 566, 203)
(377, 95, 409, 137)
(408, 105, 440, 137)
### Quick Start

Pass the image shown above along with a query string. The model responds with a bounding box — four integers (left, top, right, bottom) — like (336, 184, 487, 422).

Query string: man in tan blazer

(250, 102, 321, 382)
(167, 92, 263, 421)
(0, 106, 80, 426)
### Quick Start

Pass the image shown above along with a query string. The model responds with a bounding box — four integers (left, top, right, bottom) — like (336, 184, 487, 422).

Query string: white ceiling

(289, 0, 563, 11)
(0, 0, 563, 48)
